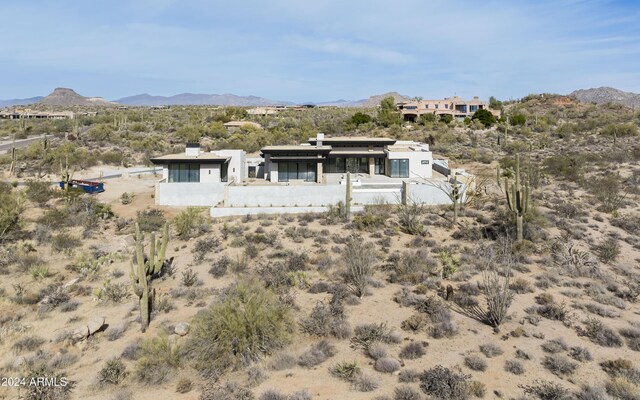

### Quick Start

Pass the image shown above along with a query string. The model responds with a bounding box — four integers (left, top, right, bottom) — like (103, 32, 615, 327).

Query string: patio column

(368, 157, 375, 175)
(316, 161, 323, 183)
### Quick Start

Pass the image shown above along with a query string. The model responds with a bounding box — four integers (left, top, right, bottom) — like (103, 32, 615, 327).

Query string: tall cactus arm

(154, 222, 169, 273)
(129, 261, 143, 297)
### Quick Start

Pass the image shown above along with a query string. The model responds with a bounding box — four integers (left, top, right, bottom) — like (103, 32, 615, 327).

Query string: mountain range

(569, 87, 640, 108)
(2, 87, 639, 108)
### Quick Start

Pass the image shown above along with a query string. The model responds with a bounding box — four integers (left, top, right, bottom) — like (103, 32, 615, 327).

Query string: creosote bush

(186, 279, 293, 376)
(419, 365, 471, 400)
(98, 358, 128, 386)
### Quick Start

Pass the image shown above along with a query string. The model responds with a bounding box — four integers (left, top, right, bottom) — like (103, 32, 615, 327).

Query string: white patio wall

(157, 182, 225, 206)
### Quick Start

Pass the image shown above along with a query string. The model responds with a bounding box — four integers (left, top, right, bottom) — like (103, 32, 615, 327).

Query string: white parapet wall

(225, 185, 346, 207)
(157, 182, 226, 206)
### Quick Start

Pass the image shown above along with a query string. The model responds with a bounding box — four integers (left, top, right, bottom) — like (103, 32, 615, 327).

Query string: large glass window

(278, 162, 316, 182)
(389, 159, 409, 178)
(168, 163, 200, 182)
(374, 158, 385, 175)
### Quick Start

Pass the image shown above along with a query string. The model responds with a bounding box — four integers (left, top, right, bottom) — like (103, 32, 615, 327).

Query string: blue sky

(1, 0, 640, 102)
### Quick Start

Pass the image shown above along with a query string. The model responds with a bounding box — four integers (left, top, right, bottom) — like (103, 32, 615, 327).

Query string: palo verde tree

(129, 222, 170, 333)
(377, 96, 401, 127)
(505, 154, 529, 242)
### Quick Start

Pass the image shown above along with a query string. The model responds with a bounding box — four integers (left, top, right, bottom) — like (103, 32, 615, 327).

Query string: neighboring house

(150, 143, 245, 184)
(397, 96, 498, 121)
(0, 109, 74, 120)
(260, 133, 432, 183)
(223, 121, 262, 132)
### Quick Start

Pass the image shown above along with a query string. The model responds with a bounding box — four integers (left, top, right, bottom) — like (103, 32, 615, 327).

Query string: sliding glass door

(168, 163, 200, 182)
(278, 162, 317, 182)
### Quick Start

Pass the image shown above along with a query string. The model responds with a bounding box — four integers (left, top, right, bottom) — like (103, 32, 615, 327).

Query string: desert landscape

(0, 90, 639, 400)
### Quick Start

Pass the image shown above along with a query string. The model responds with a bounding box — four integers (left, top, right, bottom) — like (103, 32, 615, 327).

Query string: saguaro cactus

(129, 222, 170, 333)
(505, 155, 529, 242)
(451, 176, 461, 225)
(345, 172, 352, 221)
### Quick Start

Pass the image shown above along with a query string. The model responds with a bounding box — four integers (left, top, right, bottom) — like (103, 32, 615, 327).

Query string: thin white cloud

(287, 36, 411, 65)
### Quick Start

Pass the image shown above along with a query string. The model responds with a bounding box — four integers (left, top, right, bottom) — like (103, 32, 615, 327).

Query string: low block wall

(210, 205, 365, 218)
(225, 185, 346, 207)
(157, 182, 225, 206)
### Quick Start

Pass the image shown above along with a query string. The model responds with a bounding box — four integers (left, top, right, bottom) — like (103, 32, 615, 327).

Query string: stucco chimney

(185, 142, 200, 157)
(316, 133, 324, 146)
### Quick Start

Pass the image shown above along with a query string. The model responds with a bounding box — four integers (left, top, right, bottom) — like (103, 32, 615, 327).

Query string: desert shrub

(342, 234, 377, 298)
(593, 238, 620, 264)
(121, 341, 141, 360)
(136, 209, 166, 232)
(464, 355, 487, 372)
(509, 277, 534, 294)
(541, 338, 568, 354)
(575, 384, 607, 400)
(174, 207, 206, 238)
(394, 385, 421, 400)
(375, 357, 401, 373)
(544, 153, 584, 182)
(386, 250, 437, 284)
(520, 380, 572, 400)
(611, 215, 640, 235)
(569, 346, 592, 362)
(181, 268, 200, 287)
(51, 232, 81, 253)
(48, 352, 78, 370)
(246, 366, 267, 386)
(505, 360, 525, 375)
(401, 314, 428, 332)
(120, 192, 133, 205)
(367, 342, 389, 360)
(330, 361, 360, 381)
(98, 358, 128, 386)
(600, 358, 640, 384)
(399, 342, 425, 360)
(578, 318, 623, 347)
(209, 255, 230, 278)
(107, 323, 129, 342)
(353, 372, 380, 392)
(134, 333, 181, 384)
(399, 369, 421, 383)
(619, 327, 640, 351)
(543, 355, 578, 376)
(269, 352, 297, 371)
(299, 300, 351, 339)
(25, 180, 55, 206)
(353, 213, 386, 231)
(588, 175, 628, 213)
(176, 378, 193, 393)
(13, 335, 45, 353)
(193, 236, 220, 263)
(419, 365, 471, 400)
(397, 202, 425, 235)
(605, 377, 639, 400)
(95, 280, 129, 303)
(298, 340, 337, 368)
(200, 381, 255, 400)
(260, 389, 287, 400)
(351, 322, 396, 349)
(186, 280, 293, 376)
(289, 390, 312, 400)
(551, 241, 600, 278)
(479, 344, 503, 358)
(0, 186, 24, 242)
(21, 365, 75, 400)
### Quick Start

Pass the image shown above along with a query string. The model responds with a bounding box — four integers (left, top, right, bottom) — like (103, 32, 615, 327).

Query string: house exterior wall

(386, 147, 433, 179)
(216, 150, 245, 183)
(200, 164, 221, 183)
(157, 182, 226, 206)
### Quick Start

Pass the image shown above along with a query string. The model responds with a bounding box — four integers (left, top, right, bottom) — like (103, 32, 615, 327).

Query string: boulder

(87, 316, 106, 335)
(174, 323, 190, 336)
(72, 326, 90, 342)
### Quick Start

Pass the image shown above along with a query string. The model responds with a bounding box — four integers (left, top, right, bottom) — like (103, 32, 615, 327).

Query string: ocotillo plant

(129, 222, 170, 333)
(505, 155, 529, 242)
(345, 172, 352, 221)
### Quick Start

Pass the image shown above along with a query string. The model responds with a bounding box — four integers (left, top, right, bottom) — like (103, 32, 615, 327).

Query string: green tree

(439, 114, 453, 124)
(471, 109, 496, 127)
(377, 96, 401, 127)
(351, 112, 372, 126)
(419, 113, 437, 124)
(0, 183, 24, 242)
(510, 114, 526, 126)
(489, 96, 503, 110)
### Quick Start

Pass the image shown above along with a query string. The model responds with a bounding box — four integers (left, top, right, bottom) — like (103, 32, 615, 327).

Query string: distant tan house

(223, 121, 263, 132)
(0, 109, 74, 120)
(247, 107, 279, 116)
(397, 96, 498, 121)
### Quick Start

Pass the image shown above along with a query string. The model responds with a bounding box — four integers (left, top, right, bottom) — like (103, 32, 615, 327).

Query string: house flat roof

(150, 153, 230, 164)
(261, 145, 332, 152)
(328, 150, 386, 157)
(308, 136, 396, 145)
